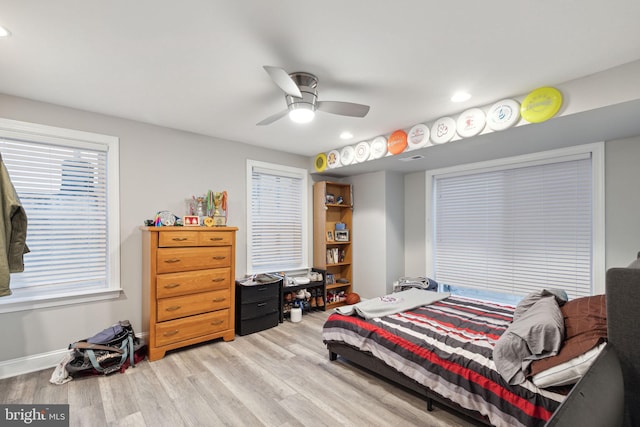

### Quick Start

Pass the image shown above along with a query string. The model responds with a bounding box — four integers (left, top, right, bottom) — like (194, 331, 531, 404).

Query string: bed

(322, 259, 638, 427)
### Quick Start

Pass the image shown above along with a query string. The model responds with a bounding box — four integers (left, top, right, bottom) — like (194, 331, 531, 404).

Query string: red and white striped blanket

(322, 295, 566, 427)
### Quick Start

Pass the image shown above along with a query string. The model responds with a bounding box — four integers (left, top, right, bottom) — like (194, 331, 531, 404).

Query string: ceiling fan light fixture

(288, 107, 315, 123)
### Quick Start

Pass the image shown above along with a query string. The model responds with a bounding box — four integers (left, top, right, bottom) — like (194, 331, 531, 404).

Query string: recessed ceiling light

(0, 25, 11, 38)
(339, 131, 354, 140)
(451, 91, 471, 103)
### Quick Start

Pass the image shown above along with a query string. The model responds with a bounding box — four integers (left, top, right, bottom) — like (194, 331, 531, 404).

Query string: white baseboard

(0, 332, 147, 380)
(0, 348, 68, 380)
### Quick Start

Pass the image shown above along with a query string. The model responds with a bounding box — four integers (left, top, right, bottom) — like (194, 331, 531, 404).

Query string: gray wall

(0, 93, 310, 361)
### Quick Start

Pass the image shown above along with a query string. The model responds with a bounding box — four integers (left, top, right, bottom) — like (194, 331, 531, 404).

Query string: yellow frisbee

(314, 153, 327, 172)
(520, 87, 563, 123)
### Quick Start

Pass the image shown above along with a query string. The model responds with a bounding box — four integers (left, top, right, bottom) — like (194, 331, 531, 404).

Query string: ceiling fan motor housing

(286, 72, 318, 113)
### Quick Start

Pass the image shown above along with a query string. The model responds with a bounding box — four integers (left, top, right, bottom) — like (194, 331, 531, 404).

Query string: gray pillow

(494, 295, 565, 384)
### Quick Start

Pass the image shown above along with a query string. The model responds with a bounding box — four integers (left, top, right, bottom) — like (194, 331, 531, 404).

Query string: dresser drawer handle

(211, 320, 224, 326)
(209, 237, 224, 241)
(213, 256, 226, 260)
(164, 283, 181, 289)
(164, 258, 181, 263)
(166, 305, 181, 311)
(257, 302, 267, 307)
(172, 237, 188, 241)
(163, 330, 179, 337)
(211, 278, 225, 282)
(212, 297, 226, 303)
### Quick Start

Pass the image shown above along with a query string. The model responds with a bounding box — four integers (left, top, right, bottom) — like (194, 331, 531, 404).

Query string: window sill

(0, 287, 123, 313)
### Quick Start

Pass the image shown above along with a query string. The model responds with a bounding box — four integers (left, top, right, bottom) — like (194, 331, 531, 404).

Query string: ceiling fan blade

(317, 101, 370, 118)
(256, 109, 289, 126)
(263, 66, 302, 98)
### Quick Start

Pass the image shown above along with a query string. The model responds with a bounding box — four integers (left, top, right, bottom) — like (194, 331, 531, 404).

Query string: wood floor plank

(188, 369, 262, 426)
(108, 411, 147, 427)
(124, 359, 187, 427)
(0, 310, 475, 426)
(98, 368, 142, 424)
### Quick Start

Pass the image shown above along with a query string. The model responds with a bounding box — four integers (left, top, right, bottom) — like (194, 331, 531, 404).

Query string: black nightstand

(235, 276, 281, 336)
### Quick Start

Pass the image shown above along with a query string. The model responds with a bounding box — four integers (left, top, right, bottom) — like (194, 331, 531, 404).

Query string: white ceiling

(1, 1, 640, 158)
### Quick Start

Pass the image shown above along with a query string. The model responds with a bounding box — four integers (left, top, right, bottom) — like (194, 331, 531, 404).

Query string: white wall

(404, 172, 427, 276)
(604, 136, 640, 267)
(384, 172, 404, 291)
(0, 93, 311, 364)
(348, 171, 387, 298)
(348, 170, 404, 298)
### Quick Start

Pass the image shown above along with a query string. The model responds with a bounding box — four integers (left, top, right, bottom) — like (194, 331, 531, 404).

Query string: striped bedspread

(322, 296, 566, 427)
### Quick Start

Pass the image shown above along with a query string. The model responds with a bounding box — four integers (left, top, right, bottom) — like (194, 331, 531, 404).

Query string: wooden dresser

(141, 226, 238, 361)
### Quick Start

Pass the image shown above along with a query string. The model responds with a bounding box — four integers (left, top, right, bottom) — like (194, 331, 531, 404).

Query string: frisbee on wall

(487, 99, 521, 131)
(520, 87, 563, 123)
(354, 141, 370, 163)
(456, 108, 486, 138)
(314, 153, 327, 172)
(407, 124, 431, 150)
(327, 150, 340, 169)
(387, 130, 408, 155)
(430, 117, 456, 144)
(369, 136, 388, 159)
(340, 145, 355, 166)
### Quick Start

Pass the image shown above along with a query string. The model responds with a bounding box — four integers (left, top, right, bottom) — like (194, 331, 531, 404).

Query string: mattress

(322, 295, 566, 427)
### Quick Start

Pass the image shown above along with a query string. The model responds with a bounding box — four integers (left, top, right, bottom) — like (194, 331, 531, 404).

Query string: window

(0, 118, 120, 312)
(246, 160, 308, 274)
(427, 143, 604, 299)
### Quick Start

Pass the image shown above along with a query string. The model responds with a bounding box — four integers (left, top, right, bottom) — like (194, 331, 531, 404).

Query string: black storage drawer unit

(236, 276, 281, 336)
(241, 282, 279, 303)
(241, 298, 279, 319)
(237, 312, 280, 336)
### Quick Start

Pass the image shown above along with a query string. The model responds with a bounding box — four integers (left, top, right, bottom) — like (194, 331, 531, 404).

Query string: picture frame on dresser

(183, 215, 200, 226)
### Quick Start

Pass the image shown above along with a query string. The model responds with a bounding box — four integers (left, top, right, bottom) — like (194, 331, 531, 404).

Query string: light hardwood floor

(0, 311, 478, 427)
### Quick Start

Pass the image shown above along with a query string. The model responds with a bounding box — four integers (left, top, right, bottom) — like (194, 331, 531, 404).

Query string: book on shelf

(326, 247, 339, 264)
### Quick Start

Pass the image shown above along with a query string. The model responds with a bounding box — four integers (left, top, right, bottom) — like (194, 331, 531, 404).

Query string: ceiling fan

(257, 66, 370, 126)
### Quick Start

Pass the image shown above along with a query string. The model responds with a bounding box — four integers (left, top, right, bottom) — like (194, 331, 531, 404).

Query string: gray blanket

(334, 288, 450, 319)
(493, 289, 567, 385)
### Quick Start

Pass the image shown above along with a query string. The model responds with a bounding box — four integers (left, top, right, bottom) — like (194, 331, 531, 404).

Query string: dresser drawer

(157, 289, 230, 322)
(158, 231, 199, 247)
(156, 267, 231, 298)
(155, 309, 231, 347)
(198, 232, 233, 246)
(157, 246, 231, 273)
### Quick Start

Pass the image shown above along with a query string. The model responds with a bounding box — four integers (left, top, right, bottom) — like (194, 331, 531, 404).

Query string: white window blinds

(0, 114, 121, 313)
(433, 153, 594, 299)
(247, 161, 308, 273)
(1, 135, 111, 293)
